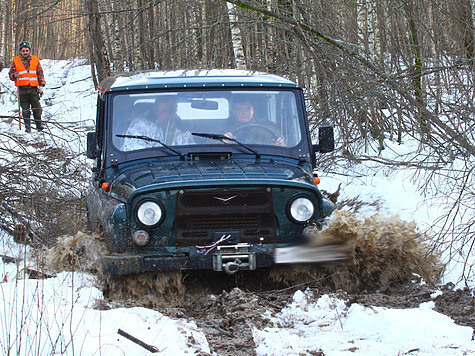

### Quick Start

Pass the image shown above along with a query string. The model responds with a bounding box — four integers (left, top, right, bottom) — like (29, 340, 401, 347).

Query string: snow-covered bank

(0, 271, 210, 355)
(254, 290, 474, 356)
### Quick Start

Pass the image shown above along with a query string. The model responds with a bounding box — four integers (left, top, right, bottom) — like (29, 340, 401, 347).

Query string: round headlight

(289, 196, 315, 223)
(136, 200, 163, 227)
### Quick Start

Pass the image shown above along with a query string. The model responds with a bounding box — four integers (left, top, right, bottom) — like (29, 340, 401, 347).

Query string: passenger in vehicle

(121, 95, 193, 151)
(224, 97, 285, 146)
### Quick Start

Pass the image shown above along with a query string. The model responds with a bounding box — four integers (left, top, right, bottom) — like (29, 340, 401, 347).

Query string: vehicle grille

(174, 188, 276, 246)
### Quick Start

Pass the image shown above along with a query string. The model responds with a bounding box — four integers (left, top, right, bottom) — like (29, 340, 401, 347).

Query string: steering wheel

(232, 123, 278, 144)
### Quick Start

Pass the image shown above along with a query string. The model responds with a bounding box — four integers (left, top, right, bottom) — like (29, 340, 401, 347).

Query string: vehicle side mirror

(312, 125, 334, 153)
(86, 132, 98, 159)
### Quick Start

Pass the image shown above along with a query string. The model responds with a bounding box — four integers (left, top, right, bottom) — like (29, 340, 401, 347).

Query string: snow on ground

(1, 59, 474, 355)
(254, 290, 473, 356)
(0, 270, 209, 355)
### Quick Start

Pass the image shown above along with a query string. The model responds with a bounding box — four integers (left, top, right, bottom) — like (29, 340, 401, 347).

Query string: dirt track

(100, 272, 474, 356)
(179, 283, 473, 355)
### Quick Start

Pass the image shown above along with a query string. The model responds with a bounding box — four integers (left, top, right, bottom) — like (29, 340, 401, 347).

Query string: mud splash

(270, 210, 444, 293)
(103, 271, 185, 308)
(47, 231, 185, 307)
(46, 211, 444, 306)
(47, 231, 107, 273)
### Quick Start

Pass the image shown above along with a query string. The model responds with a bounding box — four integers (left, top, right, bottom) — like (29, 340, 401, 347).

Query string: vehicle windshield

(111, 90, 303, 152)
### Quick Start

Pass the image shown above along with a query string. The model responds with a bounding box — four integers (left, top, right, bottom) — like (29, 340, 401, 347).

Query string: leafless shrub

(0, 129, 89, 247)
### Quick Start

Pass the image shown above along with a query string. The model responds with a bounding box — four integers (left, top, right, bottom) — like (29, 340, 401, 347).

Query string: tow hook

(213, 244, 256, 274)
(224, 259, 241, 275)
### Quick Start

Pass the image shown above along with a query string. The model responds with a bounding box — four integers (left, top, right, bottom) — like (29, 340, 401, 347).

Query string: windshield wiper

(116, 134, 185, 160)
(191, 132, 260, 159)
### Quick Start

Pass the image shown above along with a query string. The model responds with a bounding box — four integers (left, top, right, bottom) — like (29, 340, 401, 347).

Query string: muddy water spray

(271, 210, 443, 292)
(47, 231, 185, 306)
(104, 271, 185, 307)
(47, 231, 107, 272)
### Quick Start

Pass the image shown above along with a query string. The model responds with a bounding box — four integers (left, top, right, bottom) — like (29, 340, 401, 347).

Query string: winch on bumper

(213, 243, 256, 275)
(102, 243, 273, 277)
(102, 241, 352, 276)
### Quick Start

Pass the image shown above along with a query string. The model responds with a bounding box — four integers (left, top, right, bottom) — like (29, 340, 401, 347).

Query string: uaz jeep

(86, 70, 338, 276)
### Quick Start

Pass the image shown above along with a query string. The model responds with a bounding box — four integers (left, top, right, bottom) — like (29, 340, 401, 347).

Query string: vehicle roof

(99, 69, 299, 92)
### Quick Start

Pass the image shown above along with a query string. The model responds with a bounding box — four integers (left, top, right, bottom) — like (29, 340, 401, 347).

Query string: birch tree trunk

(472, 0, 475, 30)
(357, 0, 369, 56)
(226, 2, 246, 69)
(357, 0, 383, 150)
(357, 0, 379, 60)
(0, 0, 8, 60)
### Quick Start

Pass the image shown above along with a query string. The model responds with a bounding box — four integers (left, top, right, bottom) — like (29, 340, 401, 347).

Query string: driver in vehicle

(121, 95, 193, 151)
(224, 97, 285, 146)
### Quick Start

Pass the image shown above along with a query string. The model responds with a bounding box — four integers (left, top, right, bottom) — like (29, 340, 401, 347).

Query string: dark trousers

(19, 86, 43, 130)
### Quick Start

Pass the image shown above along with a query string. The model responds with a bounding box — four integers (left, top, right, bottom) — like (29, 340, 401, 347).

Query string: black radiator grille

(175, 189, 276, 246)
(186, 215, 262, 229)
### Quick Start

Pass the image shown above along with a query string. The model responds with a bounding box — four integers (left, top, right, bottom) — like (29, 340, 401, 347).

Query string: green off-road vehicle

(86, 70, 342, 276)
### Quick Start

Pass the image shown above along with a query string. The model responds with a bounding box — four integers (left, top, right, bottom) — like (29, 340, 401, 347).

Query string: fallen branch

(117, 329, 160, 353)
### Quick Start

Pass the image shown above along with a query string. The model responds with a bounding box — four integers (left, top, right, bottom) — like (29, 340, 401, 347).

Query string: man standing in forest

(9, 41, 46, 133)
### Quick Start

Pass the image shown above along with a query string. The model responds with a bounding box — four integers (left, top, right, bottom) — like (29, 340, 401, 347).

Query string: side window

(278, 92, 301, 147)
(111, 95, 135, 149)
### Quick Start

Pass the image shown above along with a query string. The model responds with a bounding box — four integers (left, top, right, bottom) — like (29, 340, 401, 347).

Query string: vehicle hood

(107, 158, 315, 200)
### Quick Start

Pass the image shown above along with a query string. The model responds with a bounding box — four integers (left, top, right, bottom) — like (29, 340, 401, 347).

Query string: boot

(23, 118, 31, 133)
(33, 114, 45, 131)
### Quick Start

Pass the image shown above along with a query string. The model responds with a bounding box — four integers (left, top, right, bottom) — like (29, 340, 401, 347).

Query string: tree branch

(222, 0, 475, 156)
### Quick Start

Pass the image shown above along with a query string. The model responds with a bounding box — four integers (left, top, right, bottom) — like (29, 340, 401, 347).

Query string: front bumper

(102, 244, 275, 276)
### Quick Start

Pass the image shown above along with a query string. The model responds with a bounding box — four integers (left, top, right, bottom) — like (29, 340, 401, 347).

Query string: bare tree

(84, 0, 111, 85)
(226, 2, 246, 69)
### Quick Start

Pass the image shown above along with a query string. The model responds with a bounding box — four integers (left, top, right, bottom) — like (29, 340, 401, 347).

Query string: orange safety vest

(13, 55, 40, 87)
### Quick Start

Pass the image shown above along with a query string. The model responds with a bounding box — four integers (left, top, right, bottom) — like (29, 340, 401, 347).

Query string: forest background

(0, 0, 473, 284)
